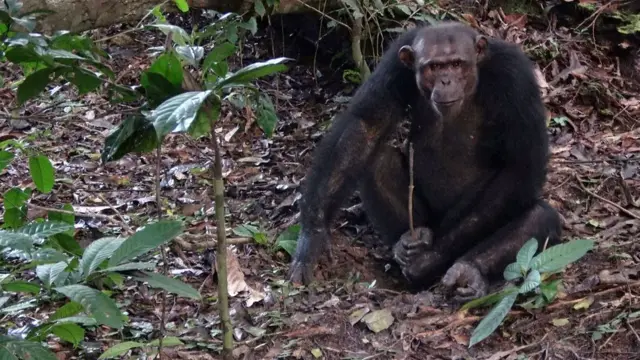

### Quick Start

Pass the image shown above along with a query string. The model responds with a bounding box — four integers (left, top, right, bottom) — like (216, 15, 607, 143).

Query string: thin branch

(575, 175, 640, 220)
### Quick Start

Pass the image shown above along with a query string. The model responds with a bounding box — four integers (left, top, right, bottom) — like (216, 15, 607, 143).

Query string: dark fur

(288, 22, 562, 293)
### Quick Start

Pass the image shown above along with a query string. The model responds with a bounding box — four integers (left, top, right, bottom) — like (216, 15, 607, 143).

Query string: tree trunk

(22, 0, 340, 34)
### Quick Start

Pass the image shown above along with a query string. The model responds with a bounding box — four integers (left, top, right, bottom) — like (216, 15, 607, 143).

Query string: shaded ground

(1, 5, 640, 360)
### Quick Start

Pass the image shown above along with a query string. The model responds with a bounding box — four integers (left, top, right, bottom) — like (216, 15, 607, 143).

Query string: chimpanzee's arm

(289, 28, 420, 284)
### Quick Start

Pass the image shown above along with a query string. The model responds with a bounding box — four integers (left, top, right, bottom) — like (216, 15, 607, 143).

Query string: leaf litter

(1, 4, 640, 360)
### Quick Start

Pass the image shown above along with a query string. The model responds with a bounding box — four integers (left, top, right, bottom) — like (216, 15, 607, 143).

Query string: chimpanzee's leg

(441, 199, 562, 300)
(358, 145, 429, 244)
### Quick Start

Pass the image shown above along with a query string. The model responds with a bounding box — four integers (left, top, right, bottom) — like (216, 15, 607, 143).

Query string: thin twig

(575, 175, 640, 220)
(96, 193, 133, 234)
(408, 143, 415, 239)
(27, 203, 121, 223)
(291, 0, 351, 30)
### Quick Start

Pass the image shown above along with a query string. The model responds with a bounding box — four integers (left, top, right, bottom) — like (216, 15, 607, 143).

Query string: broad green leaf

(54, 284, 124, 329)
(148, 90, 213, 139)
(3, 208, 26, 229)
(147, 24, 190, 46)
(28, 155, 55, 193)
(2, 281, 41, 295)
(540, 279, 561, 302)
(17, 220, 74, 238)
(239, 17, 258, 35)
(254, 0, 266, 17)
(0, 230, 34, 251)
(109, 220, 182, 266)
(135, 272, 201, 300)
(530, 239, 594, 273)
(50, 322, 84, 346)
(141, 71, 183, 106)
(98, 341, 144, 359)
(275, 224, 300, 256)
(0, 151, 14, 172)
(516, 238, 538, 272)
(46, 49, 86, 60)
(217, 57, 290, 88)
(503, 262, 522, 281)
(173, 0, 189, 11)
(101, 115, 159, 163)
(100, 261, 157, 273)
(53, 234, 83, 257)
(18, 67, 57, 104)
(36, 261, 70, 287)
(233, 224, 261, 237)
(31, 248, 70, 263)
(255, 95, 278, 137)
(80, 237, 125, 277)
(186, 101, 218, 138)
(202, 42, 235, 72)
(5, 45, 41, 63)
(469, 291, 518, 347)
(0, 336, 58, 360)
(518, 269, 541, 294)
(50, 301, 84, 321)
(175, 45, 204, 67)
(145, 52, 183, 88)
(65, 68, 102, 95)
(88, 249, 116, 277)
(3, 188, 30, 209)
(47, 203, 75, 231)
(147, 336, 184, 347)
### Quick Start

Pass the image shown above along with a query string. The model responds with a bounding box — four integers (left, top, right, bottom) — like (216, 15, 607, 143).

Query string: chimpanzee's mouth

(434, 99, 460, 106)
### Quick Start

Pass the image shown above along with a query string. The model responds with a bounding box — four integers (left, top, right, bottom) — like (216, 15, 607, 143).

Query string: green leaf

(3, 188, 30, 209)
(254, 0, 266, 16)
(140, 72, 183, 107)
(148, 90, 213, 139)
(109, 220, 183, 266)
(47, 204, 75, 227)
(79, 237, 125, 277)
(0, 230, 34, 251)
(516, 238, 538, 272)
(239, 17, 258, 35)
(186, 101, 218, 138)
(50, 301, 84, 321)
(50, 322, 84, 346)
(3, 208, 26, 229)
(530, 239, 594, 273)
(65, 68, 102, 95)
(146, 336, 184, 347)
(540, 279, 561, 302)
(518, 269, 541, 294)
(202, 42, 235, 73)
(0, 151, 15, 172)
(217, 57, 290, 88)
(145, 52, 183, 88)
(173, 0, 189, 11)
(101, 115, 159, 163)
(469, 291, 518, 347)
(0, 336, 58, 360)
(100, 261, 157, 273)
(98, 341, 144, 359)
(18, 67, 57, 104)
(147, 24, 190, 46)
(17, 220, 74, 238)
(175, 45, 204, 67)
(134, 272, 201, 300)
(275, 224, 300, 256)
(5, 45, 41, 63)
(233, 223, 261, 237)
(503, 262, 522, 281)
(2, 281, 41, 295)
(36, 261, 70, 287)
(28, 155, 55, 193)
(255, 94, 278, 137)
(54, 284, 124, 329)
(53, 234, 83, 257)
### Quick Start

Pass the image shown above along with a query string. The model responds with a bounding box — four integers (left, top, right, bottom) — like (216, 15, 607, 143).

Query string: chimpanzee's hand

(393, 227, 434, 267)
(441, 261, 489, 302)
(287, 227, 331, 285)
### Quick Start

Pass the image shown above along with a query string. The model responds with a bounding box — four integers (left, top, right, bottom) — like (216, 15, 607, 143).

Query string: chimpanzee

(288, 22, 562, 301)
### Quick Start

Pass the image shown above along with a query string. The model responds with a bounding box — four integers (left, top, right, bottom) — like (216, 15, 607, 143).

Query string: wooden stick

(408, 143, 416, 240)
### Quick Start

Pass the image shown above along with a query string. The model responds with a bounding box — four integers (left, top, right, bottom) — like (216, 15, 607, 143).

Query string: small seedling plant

(462, 238, 594, 347)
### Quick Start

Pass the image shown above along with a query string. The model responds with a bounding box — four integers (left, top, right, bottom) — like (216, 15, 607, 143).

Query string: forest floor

(1, 4, 640, 360)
